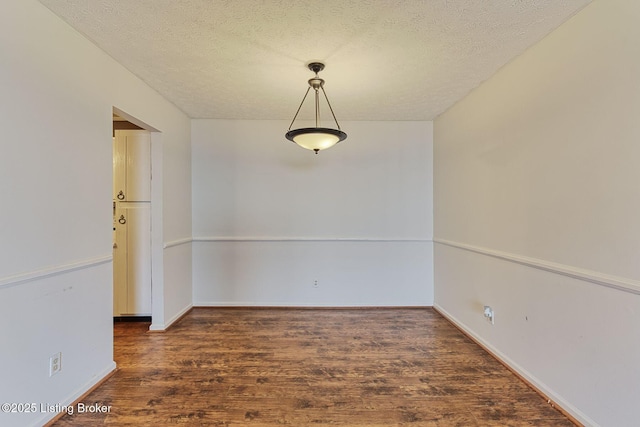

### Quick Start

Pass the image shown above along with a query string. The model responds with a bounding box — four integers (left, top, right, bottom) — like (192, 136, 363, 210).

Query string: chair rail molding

(0, 254, 113, 289)
(434, 238, 640, 295)
(193, 236, 432, 243)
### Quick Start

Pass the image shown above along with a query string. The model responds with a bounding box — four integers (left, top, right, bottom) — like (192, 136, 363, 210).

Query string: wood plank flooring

(52, 308, 575, 426)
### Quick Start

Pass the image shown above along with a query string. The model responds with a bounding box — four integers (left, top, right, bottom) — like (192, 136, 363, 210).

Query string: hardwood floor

(52, 308, 575, 426)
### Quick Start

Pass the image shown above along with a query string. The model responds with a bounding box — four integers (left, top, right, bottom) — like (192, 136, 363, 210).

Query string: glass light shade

(285, 128, 347, 152)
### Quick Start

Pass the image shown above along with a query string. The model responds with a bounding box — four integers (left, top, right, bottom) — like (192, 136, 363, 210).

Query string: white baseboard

(35, 361, 117, 427)
(149, 303, 193, 331)
(193, 301, 430, 308)
(433, 303, 597, 427)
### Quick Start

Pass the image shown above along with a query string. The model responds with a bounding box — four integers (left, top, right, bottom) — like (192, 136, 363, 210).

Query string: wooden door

(113, 129, 152, 316)
(113, 130, 151, 202)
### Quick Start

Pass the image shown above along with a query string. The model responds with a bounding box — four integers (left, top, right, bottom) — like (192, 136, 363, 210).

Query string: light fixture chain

(320, 86, 341, 131)
(315, 89, 320, 127)
(288, 87, 312, 131)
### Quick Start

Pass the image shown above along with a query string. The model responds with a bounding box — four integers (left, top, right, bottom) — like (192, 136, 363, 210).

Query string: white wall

(0, 1, 191, 425)
(192, 120, 433, 306)
(434, 0, 640, 425)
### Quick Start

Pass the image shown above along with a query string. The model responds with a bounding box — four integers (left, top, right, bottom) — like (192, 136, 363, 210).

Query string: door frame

(113, 107, 164, 330)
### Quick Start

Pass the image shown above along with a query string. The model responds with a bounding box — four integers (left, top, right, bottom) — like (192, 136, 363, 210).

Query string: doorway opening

(112, 107, 163, 330)
(112, 121, 151, 321)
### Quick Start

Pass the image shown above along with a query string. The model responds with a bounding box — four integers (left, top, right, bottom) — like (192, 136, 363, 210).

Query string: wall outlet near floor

(49, 352, 62, 377)
(313, 280, 319, 288)
(483, 306, 494, 325)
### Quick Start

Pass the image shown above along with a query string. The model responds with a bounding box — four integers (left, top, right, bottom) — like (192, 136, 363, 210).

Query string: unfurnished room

(1, 0, 638, 426)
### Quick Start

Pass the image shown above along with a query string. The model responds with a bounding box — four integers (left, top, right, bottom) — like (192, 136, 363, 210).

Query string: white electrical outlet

(49, 352, 62, 377)
(313, 280, 319, 288)
(483, 306, 494, 325)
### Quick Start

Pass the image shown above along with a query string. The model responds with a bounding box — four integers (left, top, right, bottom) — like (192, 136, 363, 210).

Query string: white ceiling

(38, 0, 591, 121)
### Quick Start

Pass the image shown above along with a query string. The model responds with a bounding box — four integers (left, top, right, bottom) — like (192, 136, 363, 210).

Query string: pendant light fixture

(286, 62, 347, 154)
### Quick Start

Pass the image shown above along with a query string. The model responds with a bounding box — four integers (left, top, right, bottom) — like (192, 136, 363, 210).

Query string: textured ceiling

(38, 0, 591, 121)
